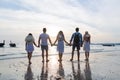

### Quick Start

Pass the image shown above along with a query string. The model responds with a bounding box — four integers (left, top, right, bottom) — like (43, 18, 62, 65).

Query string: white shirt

(40, 33, 49, 45)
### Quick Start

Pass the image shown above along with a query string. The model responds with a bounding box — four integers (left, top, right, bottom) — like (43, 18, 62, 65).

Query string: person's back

(25, 34, 34, 44)
(70, 27, 82, 61)
(83, 31, 91, 61)
(40, 33, 49, 46)
(73, 32, 82, 45)
(38, 28, 52, 62)
(25, 33, 37, 64)
(53, 31, 69, 62)
(84, 33, 90, 42)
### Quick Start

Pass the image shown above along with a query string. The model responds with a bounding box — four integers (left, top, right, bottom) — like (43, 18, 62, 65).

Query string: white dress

(83, 41, 90, 52)
(83, 34, 90, 52)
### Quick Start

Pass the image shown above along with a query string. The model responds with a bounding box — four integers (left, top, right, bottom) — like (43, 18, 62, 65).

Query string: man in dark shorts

(38, 28, 52, 62)
(70, 27, 82, 61)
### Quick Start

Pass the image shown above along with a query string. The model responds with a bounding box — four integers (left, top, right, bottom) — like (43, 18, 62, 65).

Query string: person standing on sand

(53, 31, 69, 62)
(83, 31, 91, 61)
(38, 28, 52, 62)
(70, 27, 82, 61)
(25, 33, 37, 64)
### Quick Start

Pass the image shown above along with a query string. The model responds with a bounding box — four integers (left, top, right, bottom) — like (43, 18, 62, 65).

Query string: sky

(0, 0, 120, 44)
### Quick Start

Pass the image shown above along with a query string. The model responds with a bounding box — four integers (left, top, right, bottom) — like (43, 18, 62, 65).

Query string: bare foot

(46, 59, 49, 62)
(70, 59, 73, 61)
(29, 61, 32, 65)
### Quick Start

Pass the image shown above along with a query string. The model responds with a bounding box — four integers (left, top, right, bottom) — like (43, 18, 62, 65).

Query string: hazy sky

(0, 0, 120, 43)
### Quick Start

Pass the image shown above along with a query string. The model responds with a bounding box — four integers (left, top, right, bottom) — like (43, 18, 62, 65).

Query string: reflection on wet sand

(84, 60, 92, 80)
(50, 61, 65, 80)
(24, 61, 92, 80)
(56, 62, 65, 80)
(24, 65, 33, 80)
(40, 62, 48, 80)
(71, 62, 84, 80)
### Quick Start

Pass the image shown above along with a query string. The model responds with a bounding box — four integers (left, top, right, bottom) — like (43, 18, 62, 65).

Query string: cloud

(0, 0, 120, 42)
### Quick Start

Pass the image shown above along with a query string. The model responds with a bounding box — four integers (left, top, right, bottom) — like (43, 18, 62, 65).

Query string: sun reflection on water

(49, 46, 58, 64)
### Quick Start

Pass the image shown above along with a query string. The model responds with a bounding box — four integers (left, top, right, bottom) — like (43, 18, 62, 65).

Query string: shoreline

(0, 51, 120, 80)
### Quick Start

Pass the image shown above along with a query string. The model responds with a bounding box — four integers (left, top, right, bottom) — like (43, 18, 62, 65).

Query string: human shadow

(84, 60, 92, 80)
(71, 62, 84, 80)
(24, 64, 33, 80)
(40, 62, 48, 80)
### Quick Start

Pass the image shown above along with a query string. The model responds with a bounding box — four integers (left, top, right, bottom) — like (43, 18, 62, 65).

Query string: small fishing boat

(0, 40, 5, 47)
(102, 43, 115, 46)
(9, 41, 16, 47)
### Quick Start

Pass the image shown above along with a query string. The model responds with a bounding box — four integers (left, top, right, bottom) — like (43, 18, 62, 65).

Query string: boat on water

(102, 43, 115, 46)
(0, 40, 5, 47)
(9, 41, 16, 47)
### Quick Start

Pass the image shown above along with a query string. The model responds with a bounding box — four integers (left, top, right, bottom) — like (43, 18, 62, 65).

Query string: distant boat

(0, 40, 5, 47)
(9, 41, 16, 47)
(102, 43, 115, 46)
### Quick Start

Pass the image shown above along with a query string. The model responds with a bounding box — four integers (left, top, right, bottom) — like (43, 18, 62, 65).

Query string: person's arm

(83, 34, 85, 42)
(80, 33, 83, 47)
(89, 34, 91, 44)
(25, 42, 27, 50)
(32, 37, 37, 47)
(70, 33, 74, 45)
(33, 41, 37, 47)
(25, 37, 27, 50)
(53, 34, 59, 45)
(48, 36, 52, 46)
(63, 34, 69, 45)
(38, 36, 41, 47)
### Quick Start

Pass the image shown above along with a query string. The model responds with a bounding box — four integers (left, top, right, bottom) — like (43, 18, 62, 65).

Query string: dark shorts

(72, 43, 80, 51)
(41, 45, 48, 51)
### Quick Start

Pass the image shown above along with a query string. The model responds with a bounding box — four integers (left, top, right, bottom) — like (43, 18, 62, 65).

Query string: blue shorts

(41, 45, 48, 51)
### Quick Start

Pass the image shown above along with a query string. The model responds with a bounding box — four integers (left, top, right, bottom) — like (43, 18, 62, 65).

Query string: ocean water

(0, 44, 120, 60)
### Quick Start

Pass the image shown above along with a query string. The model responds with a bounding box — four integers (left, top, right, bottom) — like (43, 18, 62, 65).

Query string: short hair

(28, 33, 32, 36)
(43, 28, 46, 33)
(75, 27, 79, 32)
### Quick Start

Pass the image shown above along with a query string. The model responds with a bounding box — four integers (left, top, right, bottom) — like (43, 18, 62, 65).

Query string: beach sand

(0, 51, 120, 80)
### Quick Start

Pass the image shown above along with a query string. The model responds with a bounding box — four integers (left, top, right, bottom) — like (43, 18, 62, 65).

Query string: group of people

(25, 27, 91, 64)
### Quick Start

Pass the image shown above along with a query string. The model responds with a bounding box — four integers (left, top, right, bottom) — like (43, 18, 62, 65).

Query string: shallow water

(0, 44, 120, 80)
(0, 44, 120, 60)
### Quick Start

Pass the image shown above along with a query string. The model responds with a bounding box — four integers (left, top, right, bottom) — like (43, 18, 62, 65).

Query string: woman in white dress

(83, 31, 91, 61)
(25, 33, 37, 64)
(53, 31, 69, 62)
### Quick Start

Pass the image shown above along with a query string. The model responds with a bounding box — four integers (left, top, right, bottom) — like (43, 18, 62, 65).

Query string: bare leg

(77, 50, 80, 61)
(46, 50, 49, 62)
(87, 52, 89, 59)
(85, 52, 87, 59)
(58, 53, 62, 61)
(88, 52, 89, 59)
(85, 51, 89, 61)
(28, 52, 32, 64)
(60, 53, 63, 61)
(70, 50, 74, 61)
(42, 50, 44, 62)
(58, 53, 61, 61)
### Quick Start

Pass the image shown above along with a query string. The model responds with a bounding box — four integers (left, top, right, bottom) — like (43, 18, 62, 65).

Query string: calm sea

(0, 44, 120, 60)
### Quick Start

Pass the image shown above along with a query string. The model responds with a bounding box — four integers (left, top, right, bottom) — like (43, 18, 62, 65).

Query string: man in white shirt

(38, 28, 52, 62)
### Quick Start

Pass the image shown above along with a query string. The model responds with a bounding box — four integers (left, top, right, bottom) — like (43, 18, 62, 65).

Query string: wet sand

(0, 51, 120, 80)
